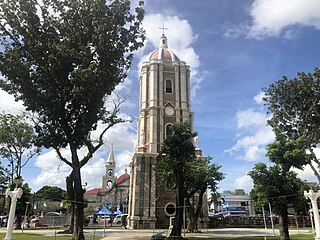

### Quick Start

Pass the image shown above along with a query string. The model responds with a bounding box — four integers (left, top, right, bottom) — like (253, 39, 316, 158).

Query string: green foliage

(33, 185, 67, 201)
(266, 136, 311, 172)
(0, 113, 40, 180)
(0, 162, 9, 191)
(0, 0, 145, 149)
(157, 122, 197, 192)
(0, 0, 145, 238)
(263, 67, 320, 181)
(248, 162, 305, 213)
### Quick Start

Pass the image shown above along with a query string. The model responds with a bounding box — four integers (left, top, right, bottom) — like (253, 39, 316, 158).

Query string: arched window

(165, 79, 173, 93)
(165, 123, 173, 138)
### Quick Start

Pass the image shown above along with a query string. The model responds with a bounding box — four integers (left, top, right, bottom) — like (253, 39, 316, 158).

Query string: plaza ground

(0, 227, 314, 239)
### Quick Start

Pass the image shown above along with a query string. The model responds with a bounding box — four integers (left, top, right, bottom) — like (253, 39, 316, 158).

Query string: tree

(248, 163, 305, 240)
(157, 122, 196, 239)
(184, 158, 224, 233)
(33, 186, 67, 201)
(0, 163, 10, 215)
(0, 0, 145, 239)
(263, 67, 320, 181)
(249, 137, 309, 240)
(0, 113, 40, 182)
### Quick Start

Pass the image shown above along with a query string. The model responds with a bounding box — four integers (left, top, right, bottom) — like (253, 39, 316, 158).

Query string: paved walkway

(99, 228, 313, 239)
(0, 227, 314, 239)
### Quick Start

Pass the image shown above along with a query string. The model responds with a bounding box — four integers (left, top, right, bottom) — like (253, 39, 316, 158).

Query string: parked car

(45, 212, 60, 216)
(98, 216, 111, 224)
(113, 214, 128, 225)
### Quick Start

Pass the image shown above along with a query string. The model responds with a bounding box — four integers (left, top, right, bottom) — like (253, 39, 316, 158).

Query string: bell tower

(128, 33, 195, 229)
(102, 145, 116, 191)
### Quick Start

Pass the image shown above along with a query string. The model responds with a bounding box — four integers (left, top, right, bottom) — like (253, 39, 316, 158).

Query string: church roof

(84, 188, 102, 195)
(115, 173, 130, 184)
(149, 34, 180, 62)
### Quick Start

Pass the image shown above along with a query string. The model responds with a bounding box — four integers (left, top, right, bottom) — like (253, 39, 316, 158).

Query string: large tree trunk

(279, 207, 290, 240)
(169, 175, 184, 240)
(70, 145, 85, 240)
(63, 173, 75, 234)
(187, 188, 205, 233)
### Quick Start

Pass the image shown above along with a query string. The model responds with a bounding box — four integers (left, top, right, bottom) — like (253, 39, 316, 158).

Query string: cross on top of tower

(159, 24, 168, 35)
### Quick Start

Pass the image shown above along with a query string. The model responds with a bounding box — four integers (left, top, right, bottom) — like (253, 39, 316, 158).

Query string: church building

(127, 33, 207, 229)
(84, 145, 130, 213)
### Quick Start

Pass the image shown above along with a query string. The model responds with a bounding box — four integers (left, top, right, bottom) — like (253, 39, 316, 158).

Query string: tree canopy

(33, 185, 67, 201)
(249, 137, 308, 240)
(0, 0, 145, 239)
(0, 113, 40, 181)
(263, 67, 320, 181)
(249, 162, 305, 240)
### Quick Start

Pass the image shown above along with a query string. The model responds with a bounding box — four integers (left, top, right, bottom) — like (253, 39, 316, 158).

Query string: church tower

(128, 33, 196, 229)
(102, 145, 116, 191)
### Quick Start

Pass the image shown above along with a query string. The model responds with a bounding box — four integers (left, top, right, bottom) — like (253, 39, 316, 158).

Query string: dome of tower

(149, 34, 180, 62)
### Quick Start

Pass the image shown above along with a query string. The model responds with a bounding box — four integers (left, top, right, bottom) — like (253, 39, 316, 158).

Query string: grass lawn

(0, 233, 79, 240)
(188, 235, 313, 240)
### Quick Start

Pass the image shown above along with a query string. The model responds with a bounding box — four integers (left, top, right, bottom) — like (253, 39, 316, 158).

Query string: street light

(22, 201, 30, 232)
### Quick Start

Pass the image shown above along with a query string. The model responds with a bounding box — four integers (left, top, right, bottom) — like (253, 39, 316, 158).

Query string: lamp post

(268, 203, 275, 236)
(262, 205, 267, 229)
(22, 201, 30, 232)
(304, 190, 320, 240)
(3, 187, 23, 240)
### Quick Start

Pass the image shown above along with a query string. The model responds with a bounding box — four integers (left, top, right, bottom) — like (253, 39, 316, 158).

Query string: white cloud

(227, 107, 275, 161)
(249, 0, 320, 39)
(31, 119, 137, 191)
(0, 90, 26, 114)
(293, 164, 318, 183)
(224, 0, 320, 39)
(236, 109, 268, 129)
(253, 91, 265, 105)
(233, 175, 253, 193)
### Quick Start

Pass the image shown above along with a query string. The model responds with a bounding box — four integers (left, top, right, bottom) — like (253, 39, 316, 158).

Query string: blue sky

(1, 0, 320, 193)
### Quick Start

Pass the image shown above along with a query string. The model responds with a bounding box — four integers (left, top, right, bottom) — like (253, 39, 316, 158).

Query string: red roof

(149, 49, 180, 62)
(84, 188, 102, 195)
(116, 173, 130, 184)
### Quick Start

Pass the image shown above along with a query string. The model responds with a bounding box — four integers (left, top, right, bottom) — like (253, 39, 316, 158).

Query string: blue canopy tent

(113, 209, 123, 215)
(96, 206, 112, 215)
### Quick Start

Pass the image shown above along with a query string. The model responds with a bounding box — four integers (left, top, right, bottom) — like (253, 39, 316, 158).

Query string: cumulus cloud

(226, 92, 275, 161)
(225, 0, 320, 39)
(0, 90, 26, 114)
(233, 175, 253, 193)
(31, 119, 137, 191)
(236, 109, 268, 129)
(253, 91, 265, 105)
(227, 125, 274, 161)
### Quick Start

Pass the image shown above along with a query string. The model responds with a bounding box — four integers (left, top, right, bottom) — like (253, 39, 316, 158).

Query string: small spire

(106, 144, 115, 164)
(159, 24, 168, 49)
(159, 34, 168, 49)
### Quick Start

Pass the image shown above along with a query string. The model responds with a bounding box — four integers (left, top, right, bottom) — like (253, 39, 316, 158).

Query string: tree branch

(55, 147, 72, 168)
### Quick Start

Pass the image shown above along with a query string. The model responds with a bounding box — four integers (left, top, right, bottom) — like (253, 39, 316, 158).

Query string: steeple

(102, 144, 116, 191)
(106, 144, 115, 164)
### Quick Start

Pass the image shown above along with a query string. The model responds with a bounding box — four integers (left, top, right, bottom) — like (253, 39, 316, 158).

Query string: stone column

(3, 188, 23, 240)
(304, 190, 320, 240)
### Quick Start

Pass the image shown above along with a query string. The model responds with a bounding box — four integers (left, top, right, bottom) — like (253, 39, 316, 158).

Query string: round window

(164, 202, 176, 217)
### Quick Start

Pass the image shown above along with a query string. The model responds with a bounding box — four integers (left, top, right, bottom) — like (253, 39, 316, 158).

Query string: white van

(113, 214, 128, 224)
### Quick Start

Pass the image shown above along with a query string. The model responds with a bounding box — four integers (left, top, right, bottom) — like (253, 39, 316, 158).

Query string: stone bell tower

(128, 33, 196, 229)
